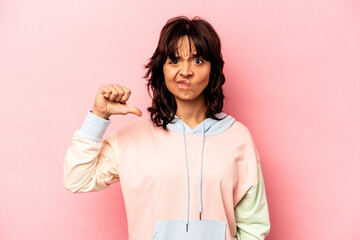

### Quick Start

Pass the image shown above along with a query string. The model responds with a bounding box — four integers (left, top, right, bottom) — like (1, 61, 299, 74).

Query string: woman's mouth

(176, 80, 190, 88)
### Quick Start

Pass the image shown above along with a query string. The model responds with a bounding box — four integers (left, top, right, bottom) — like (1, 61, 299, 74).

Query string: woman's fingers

(106, 84, 120, 102)
(113, 84, 130, 103)
(94, 84, 141, 117)
(99, 85, 111, 99)
(120, 86, 131, 103)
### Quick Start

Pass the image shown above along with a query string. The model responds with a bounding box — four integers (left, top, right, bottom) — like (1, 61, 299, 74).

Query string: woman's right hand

(91, 84, 142, 119)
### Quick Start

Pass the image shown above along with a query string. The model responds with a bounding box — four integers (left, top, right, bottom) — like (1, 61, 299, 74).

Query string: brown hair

(143, 15, 226, 130)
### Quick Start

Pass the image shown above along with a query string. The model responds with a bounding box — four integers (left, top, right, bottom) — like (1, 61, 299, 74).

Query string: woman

(63, 16, 270, 240)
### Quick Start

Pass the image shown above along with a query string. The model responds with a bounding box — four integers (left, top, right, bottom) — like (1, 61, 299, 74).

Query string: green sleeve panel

(235, 161, 270, 240)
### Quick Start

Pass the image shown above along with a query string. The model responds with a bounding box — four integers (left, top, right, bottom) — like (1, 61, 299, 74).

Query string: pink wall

(1, 0, 359, 239)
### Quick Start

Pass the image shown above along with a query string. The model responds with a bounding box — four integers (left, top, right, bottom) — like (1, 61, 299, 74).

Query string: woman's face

(163, 36, 211, 105)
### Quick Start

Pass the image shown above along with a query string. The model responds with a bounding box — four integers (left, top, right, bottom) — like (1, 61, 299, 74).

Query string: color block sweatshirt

(63, 110, 270, 240)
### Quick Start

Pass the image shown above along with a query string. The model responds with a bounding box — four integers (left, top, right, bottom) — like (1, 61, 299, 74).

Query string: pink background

(1, 0, 359, 239)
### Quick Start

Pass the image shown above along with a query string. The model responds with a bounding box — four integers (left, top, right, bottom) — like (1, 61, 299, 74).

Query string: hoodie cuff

(78, 110, 111, 142)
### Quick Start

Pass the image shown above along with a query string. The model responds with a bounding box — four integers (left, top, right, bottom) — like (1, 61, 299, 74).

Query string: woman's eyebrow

(173, 53, 201, 59)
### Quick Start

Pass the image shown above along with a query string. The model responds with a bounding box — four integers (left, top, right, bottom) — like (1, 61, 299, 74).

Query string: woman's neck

(175, 96, 207, 129)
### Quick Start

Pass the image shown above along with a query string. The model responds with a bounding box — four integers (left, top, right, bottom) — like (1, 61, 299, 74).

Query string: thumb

(125, 105, 142, 117)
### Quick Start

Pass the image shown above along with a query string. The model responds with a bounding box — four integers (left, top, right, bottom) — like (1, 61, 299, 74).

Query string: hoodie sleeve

(63, 110, 120, 193)
(234, 127, 270, 240)
(235, 161, 270, 239)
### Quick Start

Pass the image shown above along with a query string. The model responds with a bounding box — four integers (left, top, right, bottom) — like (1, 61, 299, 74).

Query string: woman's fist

(91, 84, 142, 119)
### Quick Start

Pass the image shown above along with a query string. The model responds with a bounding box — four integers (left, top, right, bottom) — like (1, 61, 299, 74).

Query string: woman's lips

(176, 80, 189, 88)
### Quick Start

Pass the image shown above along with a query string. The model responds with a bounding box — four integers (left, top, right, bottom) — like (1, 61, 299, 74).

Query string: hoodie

(63, 110, 270, 240)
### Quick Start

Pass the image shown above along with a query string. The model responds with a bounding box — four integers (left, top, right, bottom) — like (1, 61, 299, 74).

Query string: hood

(166, 112, 235, 136)
(165, 112, 235, 231)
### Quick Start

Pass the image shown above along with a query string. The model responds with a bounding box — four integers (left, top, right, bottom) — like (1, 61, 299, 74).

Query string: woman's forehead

(174, 36, 197, 56)
(176, 35, 193, 46)
(174, 49, 198, 58)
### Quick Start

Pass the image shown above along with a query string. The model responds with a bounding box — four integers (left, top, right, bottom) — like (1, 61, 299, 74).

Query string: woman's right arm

(63, 84, 142, 193)
(63, 110, 120, 193)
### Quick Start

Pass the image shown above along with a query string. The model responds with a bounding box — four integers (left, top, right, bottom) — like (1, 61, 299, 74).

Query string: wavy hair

(143, 16, 226, 130)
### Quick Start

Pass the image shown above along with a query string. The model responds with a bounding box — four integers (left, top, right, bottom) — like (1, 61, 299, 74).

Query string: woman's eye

(169, 58, 203, 64)
(194, 59, 203, 64)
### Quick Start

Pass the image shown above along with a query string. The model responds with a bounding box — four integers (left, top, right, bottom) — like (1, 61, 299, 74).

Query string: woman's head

(143, 15, 226, 130)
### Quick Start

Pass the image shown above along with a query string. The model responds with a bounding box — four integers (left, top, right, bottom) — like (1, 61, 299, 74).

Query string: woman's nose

(179, 62, 193, 77)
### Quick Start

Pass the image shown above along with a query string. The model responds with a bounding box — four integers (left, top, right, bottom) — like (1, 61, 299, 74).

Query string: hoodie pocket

(151, 219, 226, 240)
(152, 231, 159, 240)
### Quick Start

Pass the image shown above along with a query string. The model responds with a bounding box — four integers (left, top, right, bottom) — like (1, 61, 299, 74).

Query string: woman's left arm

(235, 161, 271, 240)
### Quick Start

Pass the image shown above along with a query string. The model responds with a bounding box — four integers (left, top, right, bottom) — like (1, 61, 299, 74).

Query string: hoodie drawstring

(181, 122, 205, 232)
(199, 123, 205, 221)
